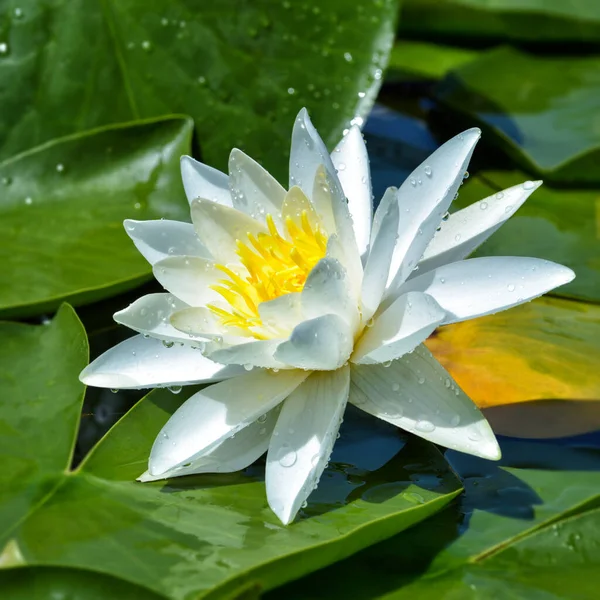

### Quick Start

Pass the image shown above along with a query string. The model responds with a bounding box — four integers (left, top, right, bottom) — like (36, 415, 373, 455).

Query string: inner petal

(207, 204, 328, 339)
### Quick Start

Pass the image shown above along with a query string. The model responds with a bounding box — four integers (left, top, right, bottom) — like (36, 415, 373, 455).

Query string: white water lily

(80, 109, 574, 525)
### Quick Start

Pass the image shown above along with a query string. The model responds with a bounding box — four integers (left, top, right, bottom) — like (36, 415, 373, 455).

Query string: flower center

(207, 211, 327, 338)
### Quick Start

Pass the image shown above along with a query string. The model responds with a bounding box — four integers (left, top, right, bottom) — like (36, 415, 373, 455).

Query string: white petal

(169, 307, 248, 344)
(79, 334, 240, 390)
(315, 166, 363, 295)
(148, 369, 309, 475)
(289, 108, 337, 196)
(207, 340, 287, 369)
(138, 405, 280, 481)
(350, 345, 500, 460)
(274, 314, 353, 371)
(418, 180, 542, 274)
(386, 128, 481, 293)
(352, 292, 445, 365)
(180, 156, 231, 206)
(258, 293, 304, 335)
(229, 149, 286, 221)
(398, 257, 575, 325)
(280, 186, 319, 238)
(266, 366, 350, 525)
(153, 256, 222, 307)
(361, 187, 400, 322)
(331, 126, 373, 257)
(123, 219, 209, 265)
(312, 166, 337, 236)
(301, 257, 359, 330)
(113, 293, 206, 344)
(190, 199, 267, 263)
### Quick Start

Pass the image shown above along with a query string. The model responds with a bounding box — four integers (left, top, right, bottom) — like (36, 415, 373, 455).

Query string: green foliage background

(0, 0, 599, 598)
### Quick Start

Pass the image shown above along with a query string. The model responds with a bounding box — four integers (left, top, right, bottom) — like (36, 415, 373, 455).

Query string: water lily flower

(80, 109, 574, 524)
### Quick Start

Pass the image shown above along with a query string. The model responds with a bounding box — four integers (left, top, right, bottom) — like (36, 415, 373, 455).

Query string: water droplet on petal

(168, 385, 182, 394)
(415, 419, 435, 433)
(480, 201, 488, 210)
(277, 445, 297, 468)
(495, 191, 504, 200)
(523, 180, 535, 190)
(507, 284, 516, 292)
(162, 340, 175, 348)
(424, 165, 432, 177)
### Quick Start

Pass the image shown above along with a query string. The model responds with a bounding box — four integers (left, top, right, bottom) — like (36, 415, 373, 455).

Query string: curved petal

(398, 257, 575, 325)
(331, 126, 373, 257)
(280, 186, 320, 237)
(148, 369, 309, 476)
(386, 128, 481, 294)
(180, 156, 231, 206)
(153, 256, 222, 307)
(301, 257, 359, 330)
(289, 108, 337, 195)
(258, 293, 304, 335)
(350, 345, 500, 460)
(352, 292, 445, 365)
(418, 180, 542, 274)
(206, 340, 287, 370)
(113, 293, 208, 344)
(316, 166, 363, 294)
(274, 314, 353, 371)
(170, 306, 247, 341)
(138, 405, 280, 481)
(123, 219, 209, 265)
(361, 186, 400, 322)
(311, 166, 337, 236)
(79, 334, 241, 390)
(229, 149, 286, 222)
(266, 366, 350, 525)
(190, 199, 267, 263)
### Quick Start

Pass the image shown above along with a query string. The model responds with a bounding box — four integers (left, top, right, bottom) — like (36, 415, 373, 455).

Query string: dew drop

(424, 165, 432, 177)
(480, 201, 488, 210)
(257, 413, 268, 423)
(507, 284, 516, 292)
(392, 383, 400, 392)
(454, 234, 461, 242)
(343, 52, 353, 62)
(287, 87, 295, 95)
(415, 419, 435, 433)
(162, 340, 175, 348)
(410, 178, 417, 187)
(110, 388, 119, 394)
(168, 385, 182, 394)
(522, 180, 535, 190)
(463, 171, 469, 179)
(449, 415, 461, 427)
(495, 191, 504, 200)
(337, 162, 346, 171)
(468, 430, 481, 442)
(382, 360, 392, 368)
(418, 376, 425, 385)
(277, 446, 297, 468)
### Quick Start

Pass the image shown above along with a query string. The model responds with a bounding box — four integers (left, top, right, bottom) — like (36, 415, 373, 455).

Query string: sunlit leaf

(0, 307, 462, 599)
(0, 0, 399, 181)
(426, 297, 600, 408)
(0, 118, 191, 318)
(436, 47, 600, 183)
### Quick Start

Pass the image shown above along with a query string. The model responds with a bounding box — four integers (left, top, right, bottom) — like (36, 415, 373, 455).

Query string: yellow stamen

(208, 209, 328, 337)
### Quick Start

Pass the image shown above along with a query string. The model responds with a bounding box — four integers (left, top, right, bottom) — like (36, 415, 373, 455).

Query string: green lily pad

(401, 0, 600, 43)
(0, 0, 398, 181)
(436, 47, 600, 183)
(386, 41, 479, 82)
(0, 306, 462, 599)
(266, 441, 600, 598)
(0, 117, 191, 318)
(454, 171, 599, 302)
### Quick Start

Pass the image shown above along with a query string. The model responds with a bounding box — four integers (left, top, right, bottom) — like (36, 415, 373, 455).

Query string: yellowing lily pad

(426, 296, 600, 408)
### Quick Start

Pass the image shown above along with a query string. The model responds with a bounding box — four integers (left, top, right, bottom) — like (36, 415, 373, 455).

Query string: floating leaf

(401, 0, 600, 43)
(0, 118, 191, 318)
(436, 48, 600, 183)
(426, 297, 600, 408)
(0, 306, 462, 599)
(0, 0, 399, 180)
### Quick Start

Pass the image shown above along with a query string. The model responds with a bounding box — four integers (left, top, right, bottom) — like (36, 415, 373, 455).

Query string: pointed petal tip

(137, 471, 151, 482)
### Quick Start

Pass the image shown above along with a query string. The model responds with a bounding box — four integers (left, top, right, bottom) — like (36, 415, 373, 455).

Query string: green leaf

(435, 47, 600, 183)
(426, 296, 600, 409)
(454, 171, 599, 302)
(0, 0, 398, 181)
(265, 442, 600, 599)
(0, 308, 462, 599)
(400, 0, 600, 43)
(0, 117, 191, 318)
(386, 41, 479, 82)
